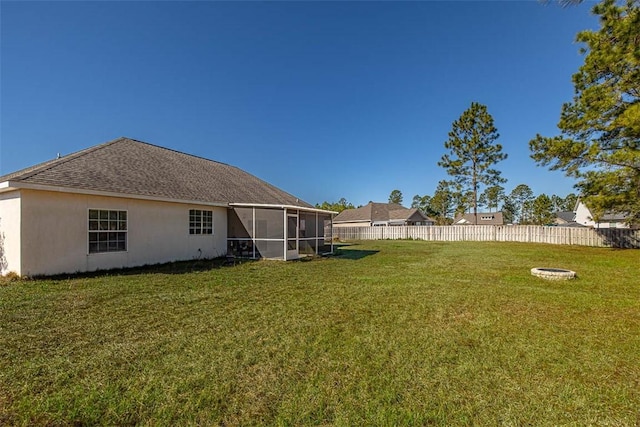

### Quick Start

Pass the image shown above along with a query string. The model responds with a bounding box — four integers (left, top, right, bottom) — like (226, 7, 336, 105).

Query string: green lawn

(1, 241, 639, 425)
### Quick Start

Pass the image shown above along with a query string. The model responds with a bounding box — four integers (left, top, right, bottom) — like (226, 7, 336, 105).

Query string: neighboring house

(0, 137, 334, 277)
(554, 211, 575, 225)
(573, 199, 632, 229)
(333, 202, 434, 228)
(453, 211, 504, 225)
(552, 211, 584, 227)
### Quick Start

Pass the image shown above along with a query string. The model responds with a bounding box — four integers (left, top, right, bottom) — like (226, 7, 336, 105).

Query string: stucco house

(453, 211, 504, 225)
(573, 199, 633, 229)
(333, 202, 433, 227)
(0, 137, 334, 277)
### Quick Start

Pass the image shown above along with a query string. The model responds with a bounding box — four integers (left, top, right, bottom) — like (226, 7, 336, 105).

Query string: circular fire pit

(531, 267, 576, 280)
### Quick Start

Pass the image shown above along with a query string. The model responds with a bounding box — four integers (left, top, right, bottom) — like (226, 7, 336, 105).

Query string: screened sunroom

(227, 204, 334, 260)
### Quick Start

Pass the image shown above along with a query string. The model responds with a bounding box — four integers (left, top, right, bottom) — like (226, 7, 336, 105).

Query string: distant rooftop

(334, 202, 428, 223)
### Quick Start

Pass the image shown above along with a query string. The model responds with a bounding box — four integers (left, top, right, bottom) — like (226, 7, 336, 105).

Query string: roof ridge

(124, 137, 235, 168)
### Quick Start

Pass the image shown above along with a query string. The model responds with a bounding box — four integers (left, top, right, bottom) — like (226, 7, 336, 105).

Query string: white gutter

(229, 202, 337, 215)
(0, 181, 229, 208)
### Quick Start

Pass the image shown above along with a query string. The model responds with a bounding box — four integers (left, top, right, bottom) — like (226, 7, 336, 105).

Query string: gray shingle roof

(0, 137, 312, 207)
(334, 202, 427, 224)
(555, 211, 576, 223)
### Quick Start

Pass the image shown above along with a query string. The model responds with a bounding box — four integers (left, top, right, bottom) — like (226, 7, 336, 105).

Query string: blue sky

(1, 1, 598, 207)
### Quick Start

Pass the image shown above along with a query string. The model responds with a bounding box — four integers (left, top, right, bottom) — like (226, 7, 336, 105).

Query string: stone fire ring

(531, 267, 577, 280)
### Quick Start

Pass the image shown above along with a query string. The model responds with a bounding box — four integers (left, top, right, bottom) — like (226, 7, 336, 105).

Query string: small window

(88, 209, 127, 253)
(190, 209, 213, 235)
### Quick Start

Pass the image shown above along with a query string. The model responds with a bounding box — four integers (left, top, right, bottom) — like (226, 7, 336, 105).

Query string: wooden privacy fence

(333, 225, 640, 248)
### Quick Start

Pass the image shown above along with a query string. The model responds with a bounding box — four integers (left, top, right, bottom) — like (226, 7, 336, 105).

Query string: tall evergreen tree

(411, 194, 422, 209)
(530, 0, 640, 225)
(550, 194, 565, 212)
(563, 193, 578, 211)
(530, 194, 556, 225)
(388, 189, 403, 205)
(509, 184, 535, 224)
(501, 197, 517, 224)
(430, 180, 455, 225)
(315, 198, 355, 213)
(452, 189, 474, 216)
(438, 102, 507, 224)
(479, 185, 505, 212)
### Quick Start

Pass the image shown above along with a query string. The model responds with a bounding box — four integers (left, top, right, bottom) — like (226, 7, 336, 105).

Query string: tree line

(318, 0, 639, 226)
(317, 185, 578, 226)
(408, 185, 577, 225)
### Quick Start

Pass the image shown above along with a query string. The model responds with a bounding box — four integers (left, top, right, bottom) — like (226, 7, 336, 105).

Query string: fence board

(332, 225, 640, 248)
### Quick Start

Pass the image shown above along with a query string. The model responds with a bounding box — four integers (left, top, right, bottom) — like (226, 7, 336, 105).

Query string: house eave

(0, 181, 13, 192)
(1, 181, 229, 208)
(229, 202, 336, 215)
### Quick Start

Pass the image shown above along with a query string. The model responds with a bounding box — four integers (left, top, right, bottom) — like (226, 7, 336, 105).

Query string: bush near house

(1, 241, 639, 425)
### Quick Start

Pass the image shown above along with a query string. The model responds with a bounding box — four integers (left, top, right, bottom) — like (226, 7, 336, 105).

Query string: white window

(88, 209, 127, 253)
(189, 209, 213, 235)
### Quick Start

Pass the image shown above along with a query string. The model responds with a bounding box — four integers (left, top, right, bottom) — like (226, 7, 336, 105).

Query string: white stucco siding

(0, 190, 22, 275)
(123, 199, 226, 268)
(574, 202, 594, 227)
(19, 190, 227, 276)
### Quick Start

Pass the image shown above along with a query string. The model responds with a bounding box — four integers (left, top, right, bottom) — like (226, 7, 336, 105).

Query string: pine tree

(530, 0, 640, 224)
(315, 198, 354, 213)
(509, 184, 534, 224)
(531, 194, 556, 225)
(388, 189, 403, 205)
(563, 193, 578, 211)
(479, 185, 505, 212)
(501, 198, 517, 224)
(430, 180, 456, 225)
(438, 102, 507, 224)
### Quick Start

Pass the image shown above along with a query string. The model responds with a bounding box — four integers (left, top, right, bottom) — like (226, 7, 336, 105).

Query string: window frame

(189, 209, 214, 235)
(88, 209, 128, 254)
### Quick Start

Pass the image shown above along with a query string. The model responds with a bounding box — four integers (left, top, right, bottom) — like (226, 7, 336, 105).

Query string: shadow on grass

(26, 243, 378, 281)
(34, 256, 257, 281)
(332, 248, 379, 260)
